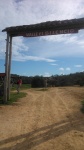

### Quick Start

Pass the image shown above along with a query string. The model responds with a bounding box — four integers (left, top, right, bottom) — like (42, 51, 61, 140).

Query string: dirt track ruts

(0, 87, 84, 150)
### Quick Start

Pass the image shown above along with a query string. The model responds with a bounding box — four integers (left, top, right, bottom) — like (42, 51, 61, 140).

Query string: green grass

(8, 92, 27, 104)
(11, 84, 31, 91)
(0, 84, 30, 105)
(82, 100, 84, 105)
(0, 85, 47, 105)
(81, 100, 84, 113)
(0, 92, 27, 105)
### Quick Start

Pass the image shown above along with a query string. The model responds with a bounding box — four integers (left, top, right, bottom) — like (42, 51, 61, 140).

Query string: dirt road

(0, 87, 84, 150)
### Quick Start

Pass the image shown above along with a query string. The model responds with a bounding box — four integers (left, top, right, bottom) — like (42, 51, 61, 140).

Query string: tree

(31, 76, 45, 88)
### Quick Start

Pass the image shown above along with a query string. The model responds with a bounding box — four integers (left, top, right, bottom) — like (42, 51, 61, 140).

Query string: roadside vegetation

(1, 72, 84, 107)
(0, 84, 30, 105)
(7, 92, 27, 105)
(18, 72, 84, 87)
(0, 91, 27, 105)
(11, 84, 31, 91)
(81, 100, 84, 113)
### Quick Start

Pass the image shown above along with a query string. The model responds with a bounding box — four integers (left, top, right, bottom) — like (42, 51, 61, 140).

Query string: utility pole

(8, 36, 12, 100)
(4, 33, 9, 103)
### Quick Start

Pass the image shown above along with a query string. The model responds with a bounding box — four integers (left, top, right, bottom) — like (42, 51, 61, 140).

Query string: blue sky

(0, 0, 84, 77)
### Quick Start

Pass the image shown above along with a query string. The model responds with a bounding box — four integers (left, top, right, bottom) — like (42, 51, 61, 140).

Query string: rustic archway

(2, 17, 84, 102)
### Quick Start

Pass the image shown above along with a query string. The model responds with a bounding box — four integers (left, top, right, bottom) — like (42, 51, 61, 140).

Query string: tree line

(7, 72, 84, 88)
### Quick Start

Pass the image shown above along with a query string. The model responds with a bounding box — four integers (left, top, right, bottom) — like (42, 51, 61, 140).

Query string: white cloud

(12, 37, 29, 52)
(2, 0, 81, 29)
(77, 39, 84, 47)
(40, 33, 84, 47)
(40, 32, 84, 58)
(44, 72, 51, 77)
(65, 36, 78, 44)
(74, 65, 82, 67)
(0, 0, 84, 61)
(59, 68, 64, 71)
(66, 67, 71, 71)
(12, 54, 56, 62)
(59, 67, 71, 72)
(50, 63, 58, 66)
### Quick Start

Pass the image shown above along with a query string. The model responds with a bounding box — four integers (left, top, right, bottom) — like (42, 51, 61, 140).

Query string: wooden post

(8, 36, 12, 100)
(4, 33, 9, 103)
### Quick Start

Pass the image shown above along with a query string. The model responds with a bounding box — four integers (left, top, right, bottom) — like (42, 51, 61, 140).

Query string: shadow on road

(0, 112, 84, 150)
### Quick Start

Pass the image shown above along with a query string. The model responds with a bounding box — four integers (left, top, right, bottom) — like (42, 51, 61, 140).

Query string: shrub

(31, 76, 45, 88)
